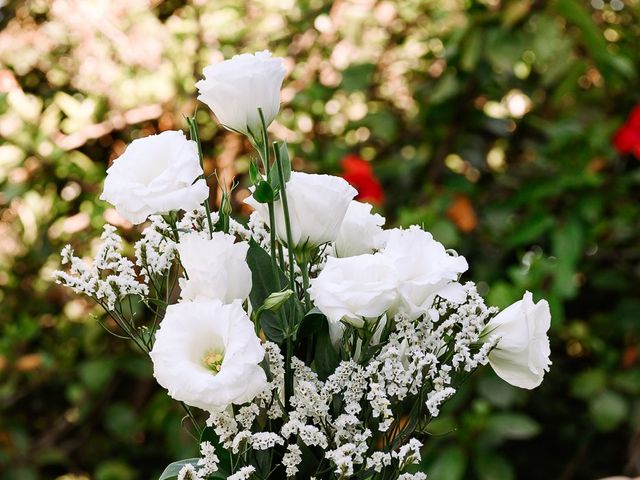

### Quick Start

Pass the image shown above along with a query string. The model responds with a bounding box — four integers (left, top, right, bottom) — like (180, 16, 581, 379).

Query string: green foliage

(246, 241, 289, 343)
(1, 0, 639, 478)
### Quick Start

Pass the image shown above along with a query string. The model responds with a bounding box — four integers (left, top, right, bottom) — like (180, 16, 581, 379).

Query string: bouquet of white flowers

(55, 51, 552, 480)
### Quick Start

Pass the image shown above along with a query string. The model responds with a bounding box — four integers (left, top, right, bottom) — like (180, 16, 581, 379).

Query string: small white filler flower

(150, 300, 267, 411)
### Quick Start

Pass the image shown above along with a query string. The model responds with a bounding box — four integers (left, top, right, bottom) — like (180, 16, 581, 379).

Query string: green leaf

(478, 372, 519, 408)
(422, 415, 457, 436)
(508, 214, 555, 247)
(428, 446, 467, 480)
(340, 63, 375, 92)
(589, 391, 628, 432)
(485, 413, 541, 440)
(200, 426, 231, 475)
(461, 28, 482, 72)
(475, 452, 515, 480)
(552, 219, 583, 265)
(96, 461, 135, 480)
(550, 218, 583, 298)
(554, 0, 632, 80)
(296, 307, 325, 339)
(246, 242, 288, 342)
(158, 458, 199, 480)
(104, 403, 139, 442)
(252, 180, 274, 204)
(249, 160, 261, 185)
(270, 141, 292, 195)
(571, 369, 606, 399)
(313, 315, 341, 381)
(79, 358, 115, 392)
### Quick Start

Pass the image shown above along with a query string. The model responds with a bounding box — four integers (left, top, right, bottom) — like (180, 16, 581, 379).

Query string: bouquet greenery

(55, 51, 551, 480)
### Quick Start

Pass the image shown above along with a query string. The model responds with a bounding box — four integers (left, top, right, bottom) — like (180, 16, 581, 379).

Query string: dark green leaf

(589, 391, 628, 432)
(270, 141, 292, 197)
(246, 242, 288, 342)
(200, 426, 231, 474)
(427, 446, 467, 480)
(252, 180, 274, 204)
(485, 413, 541, 440)
(475, 452, 515, 480)
(249, 160, 261, 185)
(313, 315, 340, 381)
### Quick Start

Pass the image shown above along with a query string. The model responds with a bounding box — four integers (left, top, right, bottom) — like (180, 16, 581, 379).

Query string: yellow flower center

(202, 350, 224, 374)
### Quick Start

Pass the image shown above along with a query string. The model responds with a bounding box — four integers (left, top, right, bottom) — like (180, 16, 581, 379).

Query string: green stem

(187, 115, 214, 238)
(266, 203, 281, 291)
(164, 212, 180, 242)
(299, 254, 312, 310)
(277, 242, 285, 271)
(253, 108, 281, 286)
(273, 142, 296, 293)
(179, 401, 202, 437)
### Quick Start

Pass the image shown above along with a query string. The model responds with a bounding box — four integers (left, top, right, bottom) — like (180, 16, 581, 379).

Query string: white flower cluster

(56, 49, 552, 480)
(200, 284, 497, 478)
(55, 225, 148, 309)
(134, 216, 176, 278)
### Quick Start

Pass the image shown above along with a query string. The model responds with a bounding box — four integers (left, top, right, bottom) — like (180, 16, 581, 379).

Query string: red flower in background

(613, 106, 640, 160)
(341, 154, 384, 205)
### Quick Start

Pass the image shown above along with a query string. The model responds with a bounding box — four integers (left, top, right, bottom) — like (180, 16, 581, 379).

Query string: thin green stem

(187, 115, 214, 238)
(179, 401, 202, 437)
(164, 211, 180, 242)
(277, 242, 285, 271)
(267, 203, 281, 291)
(300, 256, 312, 310)
(252, 108, 281, 289)
(273, 142, 296, 293)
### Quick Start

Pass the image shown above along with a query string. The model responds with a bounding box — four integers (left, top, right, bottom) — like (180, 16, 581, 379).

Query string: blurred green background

(1, 0, 639, 479)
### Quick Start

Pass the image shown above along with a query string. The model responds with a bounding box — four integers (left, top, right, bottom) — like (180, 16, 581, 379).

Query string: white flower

(100, 130, 209, 224)
(196, 50, 286, 138)
(309, 254, 397, 328)
(484, 291, 552, 389)
(382, 226, 468, 319)
(283, 444, 303, 477)
(244, 172, 357, 251)
(398, 474, 427, 480)
(227, 466, 256, 480)
(332, 201, 385, 258)
(150, 300, 267, 412)
(177, 232, 252, 303)
(177, 464, 202, 480)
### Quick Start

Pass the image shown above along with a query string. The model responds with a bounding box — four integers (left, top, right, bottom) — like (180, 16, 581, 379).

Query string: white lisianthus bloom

(484, 291, 552, 389)
(150, 300, 267, 412)
(331, 201, 385, 258)
(308, 254, 397, 328)
(100, 131, 209, 224)
(196, 50, 286, 139)
(382, 226, 469, 319)
(177, 232, 252, 303)
(244, 172, 357, 251)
